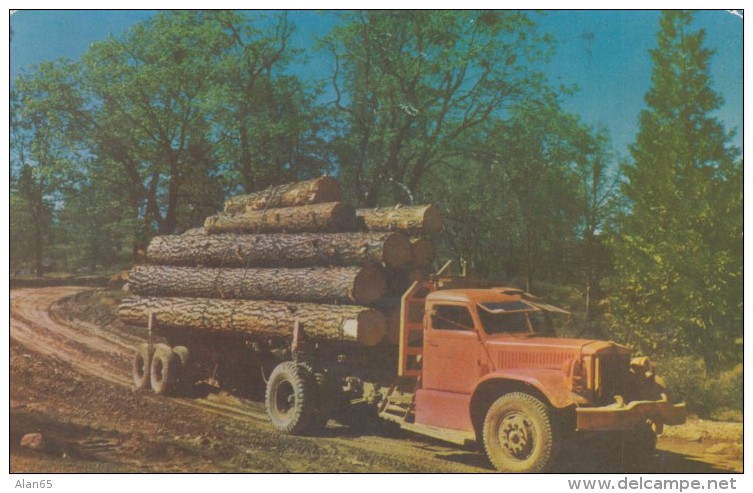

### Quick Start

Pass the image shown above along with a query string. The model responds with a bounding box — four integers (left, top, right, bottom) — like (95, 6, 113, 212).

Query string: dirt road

(9, 287, 743, 473)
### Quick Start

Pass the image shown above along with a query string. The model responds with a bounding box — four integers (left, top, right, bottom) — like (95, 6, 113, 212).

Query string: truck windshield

(477, 301, 556, 335)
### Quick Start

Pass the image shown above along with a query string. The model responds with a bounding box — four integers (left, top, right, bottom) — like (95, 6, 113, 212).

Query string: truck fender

(472, 369, 584, 410)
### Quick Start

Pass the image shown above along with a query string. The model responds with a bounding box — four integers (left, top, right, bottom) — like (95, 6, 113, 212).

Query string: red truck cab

(382, 281, 686, 472)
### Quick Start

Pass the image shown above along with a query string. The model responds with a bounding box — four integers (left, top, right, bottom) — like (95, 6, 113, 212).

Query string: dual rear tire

(132, 343, 190, 395)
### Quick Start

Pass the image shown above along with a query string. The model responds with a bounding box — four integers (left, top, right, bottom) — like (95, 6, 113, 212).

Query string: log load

(119, 297, 386, 346)
(129, 265, 387, 305)
(224, 176, 342, 214)
(357, 205, 443, 235)
(385, 268, 428, 295)
(146, 231, 413, 269)
(205, 202, 355, 234)
(411, 237, 436, 268)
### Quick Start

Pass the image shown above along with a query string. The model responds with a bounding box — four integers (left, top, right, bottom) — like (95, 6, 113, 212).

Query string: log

(128, 265, 386, 305)
(357, 205, 443, 234)
(205, 202, 356, 234)
(224, 176, 342, 214)
(386, 268, 428, 295)
(146, 232, 413, 269)
(384, 304, 402, 346)
(119, 297, 386, 346)
(411, 237, 436, 268)
(182, 227, 207, 236)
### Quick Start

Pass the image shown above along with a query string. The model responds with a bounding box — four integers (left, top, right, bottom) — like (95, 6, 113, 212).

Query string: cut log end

(382, 233, 413, 269)
(350, 265, 387, 305)
(421, 204, 444, 234)
(411, 237, 436, 268)
(354, 309, 387, 346)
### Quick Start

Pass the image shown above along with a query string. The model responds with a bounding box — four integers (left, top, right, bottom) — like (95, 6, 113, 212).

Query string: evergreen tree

(611, 11, 742, 370)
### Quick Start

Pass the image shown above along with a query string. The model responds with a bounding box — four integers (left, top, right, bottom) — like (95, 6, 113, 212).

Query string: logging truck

(130, 265, 686, 473)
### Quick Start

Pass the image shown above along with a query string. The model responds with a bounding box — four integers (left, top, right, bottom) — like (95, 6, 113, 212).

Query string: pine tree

(611, 11, 742, 370)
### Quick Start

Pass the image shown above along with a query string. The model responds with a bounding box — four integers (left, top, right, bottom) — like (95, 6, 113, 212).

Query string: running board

(399, 422, 476, 447)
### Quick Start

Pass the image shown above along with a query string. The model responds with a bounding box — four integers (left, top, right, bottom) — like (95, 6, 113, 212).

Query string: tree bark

(357, 204, 443, 234)
(119, 296, 386, 346)
(205, 202, 356, 234)
(224, 176, 342, 213)
(129, 265, 386, 305)
(146, 231, 413, 269)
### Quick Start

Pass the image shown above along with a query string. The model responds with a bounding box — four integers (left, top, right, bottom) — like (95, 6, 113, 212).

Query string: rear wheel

(265, 362, 316, 435)
(150, 344, 178, 395)
(132, 343, 153, 390)
(483, 392, 554, 473)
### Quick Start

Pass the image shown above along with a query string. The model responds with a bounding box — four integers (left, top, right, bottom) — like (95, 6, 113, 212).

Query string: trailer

(130, 264, 685, 473)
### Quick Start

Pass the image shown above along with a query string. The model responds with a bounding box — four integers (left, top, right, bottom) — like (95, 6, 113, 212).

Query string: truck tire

(483, 392, 554, 473)
(150, 344, 178, 396)
(265, 361, 316, 435)
(172, 346, 190, 368)
(132, 343, 153, 390)
(172, 346, 191, 394)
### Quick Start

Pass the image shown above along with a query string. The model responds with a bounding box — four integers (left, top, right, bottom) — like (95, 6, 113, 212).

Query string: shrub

(655, 357, 742, 419)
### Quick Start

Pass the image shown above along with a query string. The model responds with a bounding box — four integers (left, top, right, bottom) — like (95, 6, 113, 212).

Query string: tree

(207, 11, 333, 194)
(80, 11, 228, 238)
(324, 10, 556, 206)
(10, 61, 87, 276)
(572, 127, 621, 322)
(425, 103, 613, 298)
(611, 11, 742, 370)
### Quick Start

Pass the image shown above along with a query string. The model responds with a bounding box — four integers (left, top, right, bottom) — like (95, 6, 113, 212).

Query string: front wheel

(483, 392, 554, 473)
(265, 362, 316, 435)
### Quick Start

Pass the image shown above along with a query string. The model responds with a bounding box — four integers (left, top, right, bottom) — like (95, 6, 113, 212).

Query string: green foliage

(324, 10, 555, 206)
(10, 11, 331, 272)
(424, 102, 618, 308)
(656, 357, 742, 417)
(205, 11, 333, 194)
(11, 60, 88, 275)
(610, 11, 742, 370)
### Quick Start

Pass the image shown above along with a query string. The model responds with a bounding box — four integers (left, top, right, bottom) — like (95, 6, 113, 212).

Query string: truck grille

(593, 354, 630, 406)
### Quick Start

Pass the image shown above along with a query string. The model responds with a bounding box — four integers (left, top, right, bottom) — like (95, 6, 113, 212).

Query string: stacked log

(224, 176, 341, 214)
(129, 265, 386, 305)
(120, 176, 442, 348)
(119, 297, 386, 346)
(357, 205, 443, 235)
(146, 232, 413, 269)
(205, 202, 356, 234)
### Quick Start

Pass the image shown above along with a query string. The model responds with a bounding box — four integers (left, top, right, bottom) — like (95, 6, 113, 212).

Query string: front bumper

(576, 395, 686, 432)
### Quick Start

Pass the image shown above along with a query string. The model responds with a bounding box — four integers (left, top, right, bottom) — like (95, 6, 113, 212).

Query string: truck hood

(484, 337, 630, 371)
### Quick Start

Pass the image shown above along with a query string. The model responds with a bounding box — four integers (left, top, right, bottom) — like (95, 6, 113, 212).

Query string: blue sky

(9, 10, 743, 157)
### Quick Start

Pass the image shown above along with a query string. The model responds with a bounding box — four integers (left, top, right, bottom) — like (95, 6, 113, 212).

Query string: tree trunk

(224, 176, 342, 213)
(357, 205, 443, 234)
(119, 296, 386, 346)
(411, 237, 436, 268)
(129, 265, 386, 305)
(205, 202, 356, 234)
(146, 231, 413, 269)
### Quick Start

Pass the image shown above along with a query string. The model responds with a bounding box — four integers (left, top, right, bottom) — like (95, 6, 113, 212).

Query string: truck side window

(432, 305, 475, 331)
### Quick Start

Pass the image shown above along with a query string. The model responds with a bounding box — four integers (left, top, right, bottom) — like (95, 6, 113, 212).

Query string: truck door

(422, 303, 481, 393)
